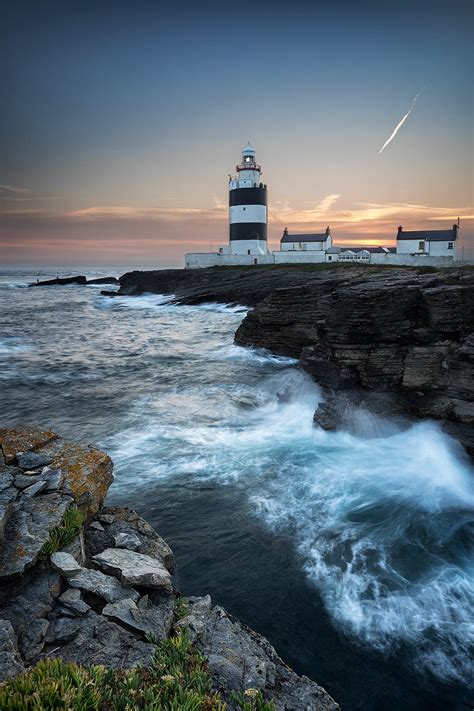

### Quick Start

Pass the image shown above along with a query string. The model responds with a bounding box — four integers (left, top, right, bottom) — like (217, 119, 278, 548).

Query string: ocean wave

(0, 337, 32, 355)
(211, 344, 298, 366)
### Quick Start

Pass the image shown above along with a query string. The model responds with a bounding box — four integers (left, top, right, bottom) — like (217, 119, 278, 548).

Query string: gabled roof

(397, 226, 458, 242)
(281, 233, 329, 243)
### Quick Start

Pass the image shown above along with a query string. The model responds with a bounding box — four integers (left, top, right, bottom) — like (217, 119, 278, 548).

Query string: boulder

(102, 595, 174, 641)
(59, 588, 90, 616)
(93, 548, 172, 592)
(22, 480, 47, 497)
(0, 619, 25, 681)
(86, 507, 175, 572)
(42, 610, 155, 669)
(68, 568, 139, 603)
(114, 532, 141, 551)
(13, 473, 43, 490)
(50, 552, 82, 578)
(16, 452, 53, 470)
(175, 597, 339, 711)
(0, 494, 73, 580)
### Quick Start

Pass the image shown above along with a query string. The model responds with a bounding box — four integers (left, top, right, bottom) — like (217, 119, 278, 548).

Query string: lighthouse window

(448, 242, 453, 249)
(244, 156, 252, 163)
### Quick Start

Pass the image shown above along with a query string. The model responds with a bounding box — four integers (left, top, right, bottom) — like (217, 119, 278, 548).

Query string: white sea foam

(108, 368, 474, 686)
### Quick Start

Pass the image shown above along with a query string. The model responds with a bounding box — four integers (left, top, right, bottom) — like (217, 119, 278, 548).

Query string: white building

(280, 227, 331, 251)
(184, 145, 467, 269)
(396, 224, 459, 257)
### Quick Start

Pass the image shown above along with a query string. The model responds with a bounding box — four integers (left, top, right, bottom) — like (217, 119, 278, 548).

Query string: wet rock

(176, 597, 339, 711)
(59, 588, 90, 616)
(0, 493, 73, 580)
(42, 610, 155, 668)
(16, 451, 53, 470)
(68, 567, 139, 603)
(102, 595, 174, 641)
(23, 480, 47, 497)
(0, 619, 25, 681)
(0, 426, 58, 464)
(50, 552, 82, 578)
(86, 507, 175, 572)
(114, 532, 141, 550)
(93, 548, 172, 592)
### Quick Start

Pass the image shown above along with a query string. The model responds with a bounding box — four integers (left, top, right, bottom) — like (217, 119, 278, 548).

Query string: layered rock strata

(0, 426, 338, 710)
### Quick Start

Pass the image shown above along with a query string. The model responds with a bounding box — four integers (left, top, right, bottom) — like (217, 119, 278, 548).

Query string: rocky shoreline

(0, 426, 338, 710)
(112, 265, 474, 457)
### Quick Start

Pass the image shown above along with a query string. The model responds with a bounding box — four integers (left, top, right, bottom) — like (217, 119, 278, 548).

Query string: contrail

(379, 93, 420, 154)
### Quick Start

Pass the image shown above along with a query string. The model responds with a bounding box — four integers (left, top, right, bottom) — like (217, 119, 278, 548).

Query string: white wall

(185, 253, 274, 269)
(229, 205, 267, 223)
(397, 239, 456, 256)
(230, 239, 269, 255)
(273, 250, 326, 264)
(429, 240, 456, 257)
(371, 253, 455, 267)
(281, 241, 325, 252)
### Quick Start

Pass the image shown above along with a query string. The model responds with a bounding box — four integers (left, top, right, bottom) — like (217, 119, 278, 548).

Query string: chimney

(325, 226, 330, 236)
(453, 223, 459, 233)
(283, 227, 288, 237)
(397, 225, 403, 236)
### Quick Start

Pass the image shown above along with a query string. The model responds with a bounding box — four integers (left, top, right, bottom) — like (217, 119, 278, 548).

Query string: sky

(1, 0, 473, 266)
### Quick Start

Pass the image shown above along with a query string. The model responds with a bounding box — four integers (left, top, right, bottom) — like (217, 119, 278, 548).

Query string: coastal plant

(231, 689, 276, 711)
(39, 506, 84, 560)
(174, 595, 190, 620)
(0, 629, 226, 710)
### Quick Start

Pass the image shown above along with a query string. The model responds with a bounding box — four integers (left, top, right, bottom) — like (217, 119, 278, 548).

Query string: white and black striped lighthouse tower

(228, 144, 268, 255)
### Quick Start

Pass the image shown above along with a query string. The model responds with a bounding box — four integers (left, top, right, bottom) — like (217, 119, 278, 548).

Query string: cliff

(0, 426, 338, 710)
(115, 265, 474, 456)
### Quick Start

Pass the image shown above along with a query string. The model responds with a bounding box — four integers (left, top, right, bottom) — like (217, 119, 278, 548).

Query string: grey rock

(59, 588, 90, 616)
(68, 567, 139, 603)
(45, 616, 82, 645)
(85, 506, 175, 573)
(0, 494, 73, 580)
(16, 451, 53, 470)
(102, 595, 174, 641)
(175, 597, 339, 711)
(42, 610, 154, 669)
(0, 569, 61, 660)
(99, 513, 115, 524)
(50, 552, 82, 578)
(21, 619, 50, 661)
(13, 474, 43, 490)
(0, 474, 18, 538)
(89, 520, 105, 532)
(114, 532, 141, 551)
(42, 467, 64, 492)
(93, 548, 172, 592)
(61, 531, 86, 566)
(0, 619, 25, 681)
(23, 480, 47, 497)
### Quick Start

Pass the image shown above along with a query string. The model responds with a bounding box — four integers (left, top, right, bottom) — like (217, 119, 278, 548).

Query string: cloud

(0, 184, 30, 194)
(379, 93, 420, 154)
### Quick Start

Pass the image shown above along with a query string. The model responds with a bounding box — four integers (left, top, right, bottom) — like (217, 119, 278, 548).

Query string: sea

(1, 267, 473, 710)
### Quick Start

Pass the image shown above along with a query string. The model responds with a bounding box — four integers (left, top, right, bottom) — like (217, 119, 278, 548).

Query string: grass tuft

(39, 506, 84, 561)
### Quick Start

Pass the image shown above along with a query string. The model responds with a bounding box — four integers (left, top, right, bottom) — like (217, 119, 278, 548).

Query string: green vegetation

(0, 630, 225, 710)
(174, 595, 190, 621)
(231, 689, 276, 710)
(39, 506, 84, 560)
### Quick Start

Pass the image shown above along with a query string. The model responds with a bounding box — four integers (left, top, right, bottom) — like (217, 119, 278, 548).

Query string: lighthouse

(228, 144, 269, 255)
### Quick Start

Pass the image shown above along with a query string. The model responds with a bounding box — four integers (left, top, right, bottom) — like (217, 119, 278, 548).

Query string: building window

(328, 256, 332, 261)
(448, 242, 453, 249)
(247, 250, 251, 255)
(418, 241, 425, 252)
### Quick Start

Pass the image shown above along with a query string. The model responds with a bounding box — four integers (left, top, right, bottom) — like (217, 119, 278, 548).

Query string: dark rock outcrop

(29, 275, 119, 287)
(0, 427, 338, 709)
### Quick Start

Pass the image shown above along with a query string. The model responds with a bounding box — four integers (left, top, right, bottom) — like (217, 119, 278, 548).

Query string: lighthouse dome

(242, 143, 256, 155)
